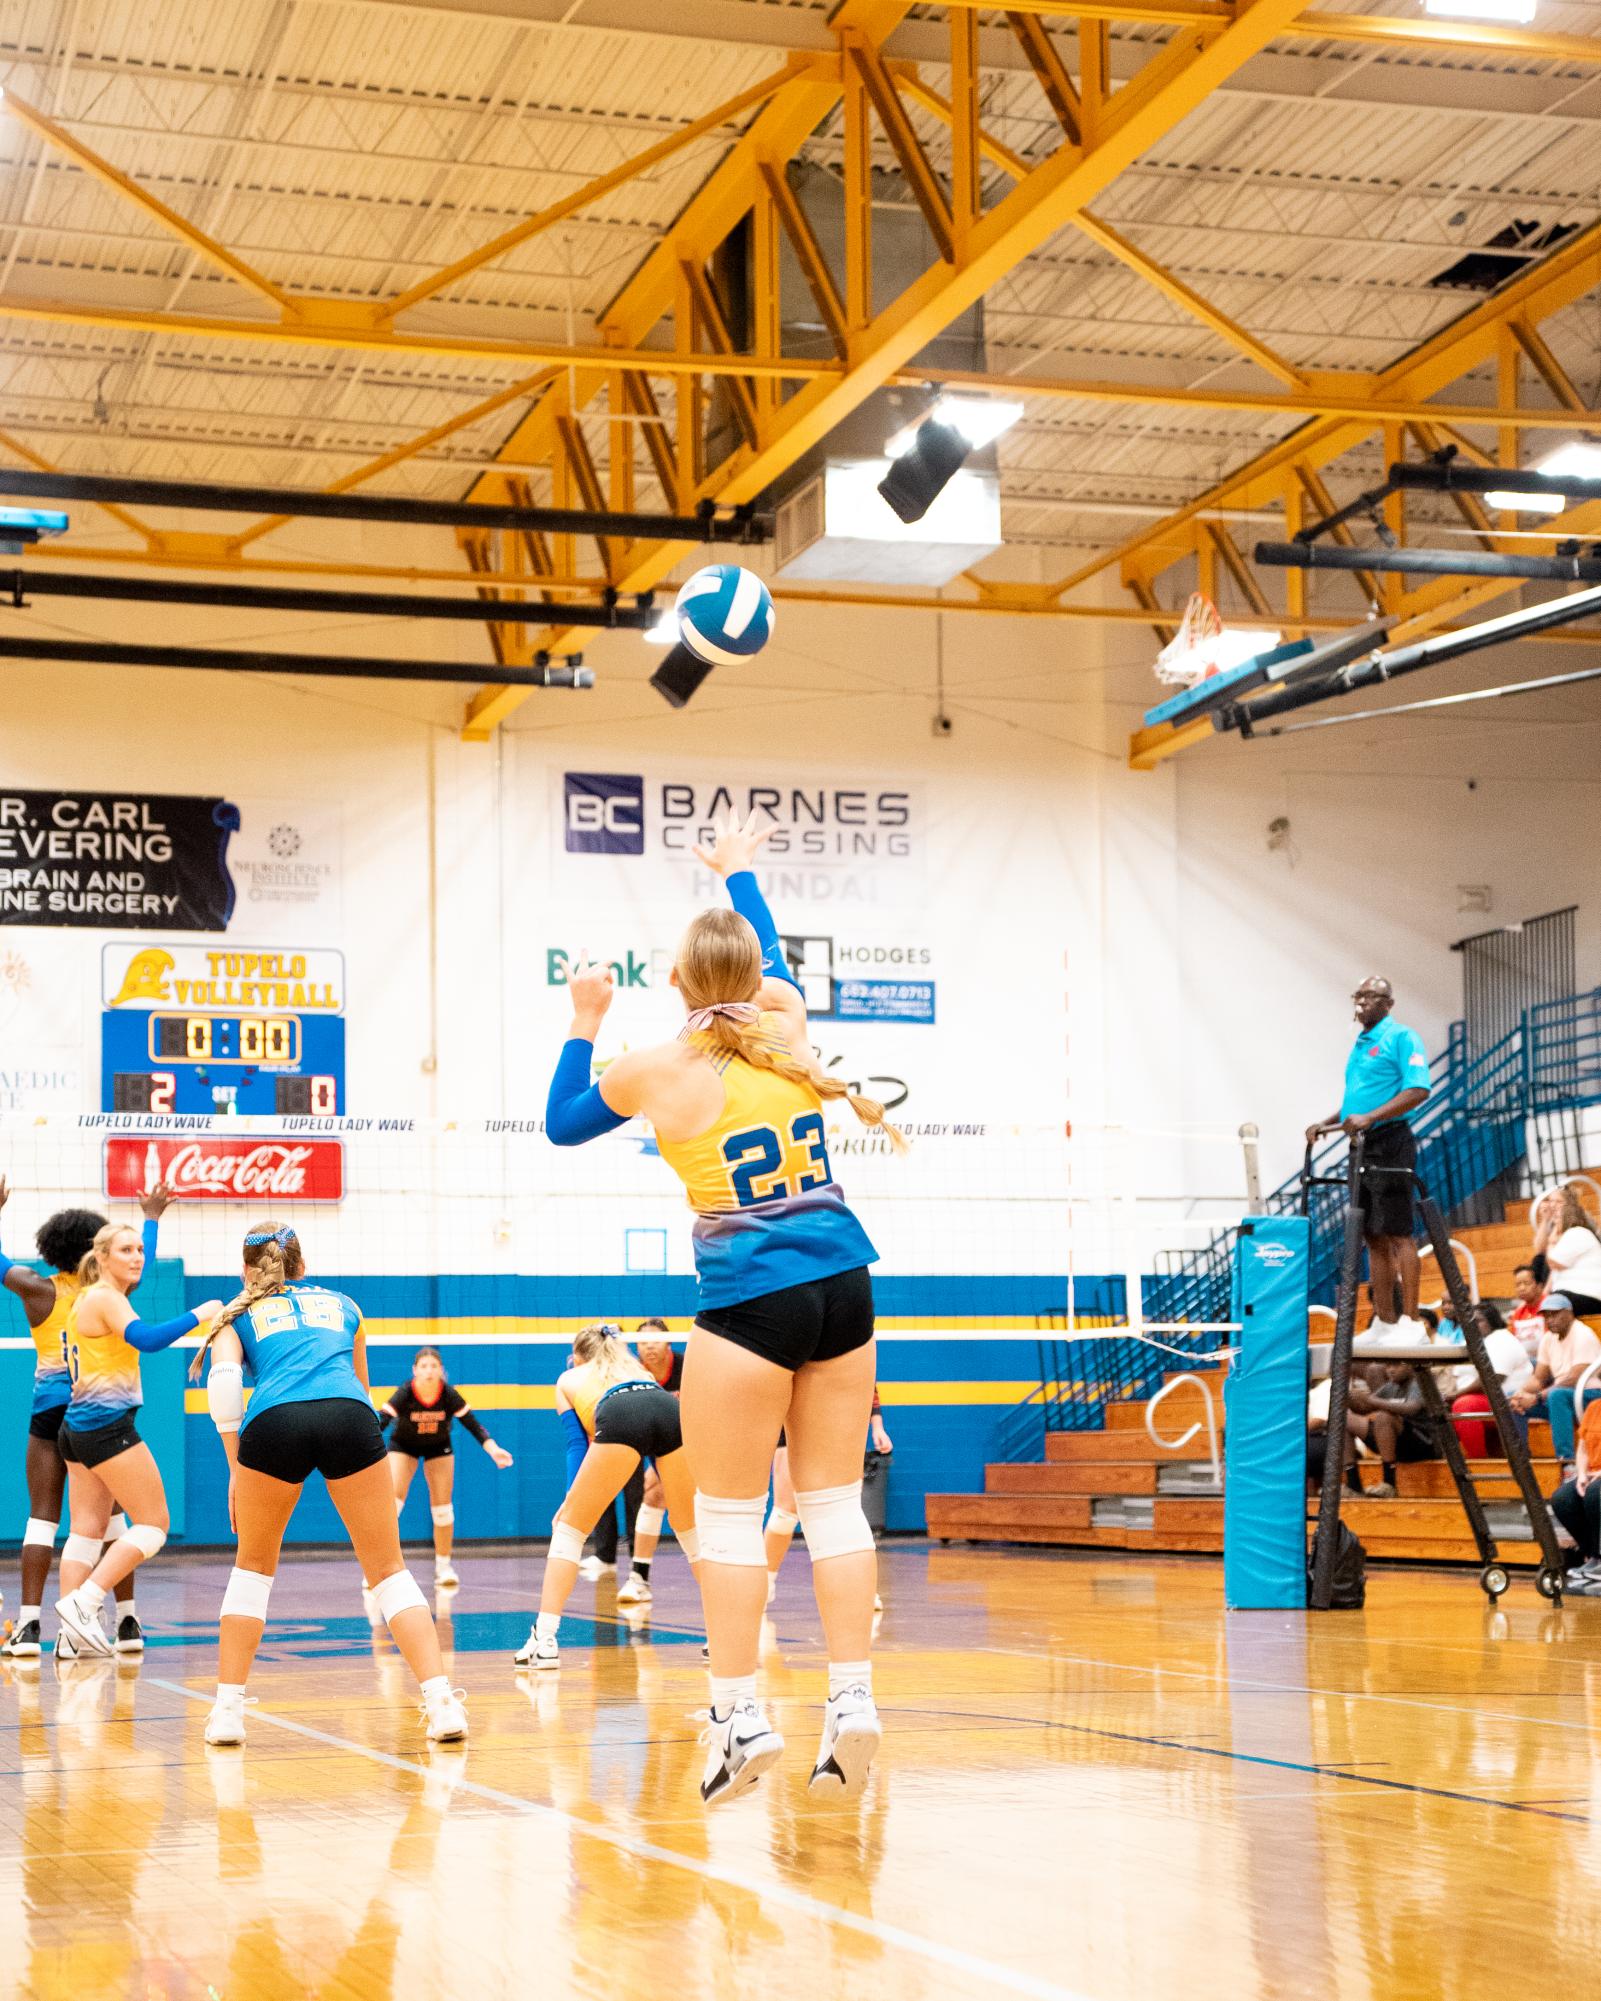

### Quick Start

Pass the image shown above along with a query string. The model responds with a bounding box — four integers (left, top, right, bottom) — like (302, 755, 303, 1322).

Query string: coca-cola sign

(105, 1135, 344, 1203)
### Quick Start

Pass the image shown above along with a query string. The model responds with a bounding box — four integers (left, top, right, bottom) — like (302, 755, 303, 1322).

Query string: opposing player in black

(380, 1346, 512, 1589)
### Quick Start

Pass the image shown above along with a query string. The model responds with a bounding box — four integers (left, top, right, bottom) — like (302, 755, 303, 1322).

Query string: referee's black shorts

(1358, 1120, 1416, 1240)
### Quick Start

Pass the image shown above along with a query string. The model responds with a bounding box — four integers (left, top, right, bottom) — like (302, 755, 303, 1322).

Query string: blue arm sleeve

(0, 1247, 14, 1281)
(141, 1217, 158, 1274)
(559, 1406, 589, 1488)
(546, 1037, 628, 1147)
(725, 870, 801, 992)
(124, 1310, 200, 1354)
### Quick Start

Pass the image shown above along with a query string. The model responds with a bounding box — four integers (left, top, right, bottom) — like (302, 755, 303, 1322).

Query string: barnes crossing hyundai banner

(0, 791, 240, 929)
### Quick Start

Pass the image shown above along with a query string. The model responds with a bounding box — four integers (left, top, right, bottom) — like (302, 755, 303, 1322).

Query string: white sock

(19, 1604, 41, 1626)
(829, 1660, 873, 1699)
(216, 1681, 247, 1705)
(420, 1674, 450, 1704)
(535, 1611, 560, 1640)
(119, 1597, 136, 1619)
(76, 1580, 107, 1614)
(710, 1671, 758, 1719)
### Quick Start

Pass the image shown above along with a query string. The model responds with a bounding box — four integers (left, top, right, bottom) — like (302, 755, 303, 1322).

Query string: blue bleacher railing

(995, 988, 1601, 1460)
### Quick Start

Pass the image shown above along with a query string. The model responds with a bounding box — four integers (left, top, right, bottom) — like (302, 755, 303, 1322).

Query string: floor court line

(972, 1642, 1601, 1736)
(894, 1703, 1591, 1824)
(148, 1677, 1091, 2001)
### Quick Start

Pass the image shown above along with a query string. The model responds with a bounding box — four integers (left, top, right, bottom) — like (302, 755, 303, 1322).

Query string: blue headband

(243, 1227, 295, 1248)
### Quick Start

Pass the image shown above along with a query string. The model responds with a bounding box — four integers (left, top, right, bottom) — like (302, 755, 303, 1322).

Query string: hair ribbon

(683, 1002, 760, 1033)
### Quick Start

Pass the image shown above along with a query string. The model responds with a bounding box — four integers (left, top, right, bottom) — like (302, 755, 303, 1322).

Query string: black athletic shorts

(30, 1403, 67, 1443)
(1358, 1120, 1416, 1240)
(388, 1435, 453, 1463)
(593, 1381, 683, 1459)
(59, 1410, 142, 1468)
(696, 1264, 875, 1373)
(238, 1396, 388, 1485)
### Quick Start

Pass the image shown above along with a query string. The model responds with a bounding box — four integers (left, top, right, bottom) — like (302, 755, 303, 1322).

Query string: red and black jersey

(645, 1349, 685, 1395)
(380, 1380, 489, 1454)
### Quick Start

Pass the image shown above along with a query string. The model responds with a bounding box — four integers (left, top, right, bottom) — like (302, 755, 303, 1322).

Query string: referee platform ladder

(1306, 1133, 1567, 1609)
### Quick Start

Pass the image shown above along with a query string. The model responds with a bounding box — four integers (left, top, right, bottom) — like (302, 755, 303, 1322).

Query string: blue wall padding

(1224, 1216, 1309, 1610)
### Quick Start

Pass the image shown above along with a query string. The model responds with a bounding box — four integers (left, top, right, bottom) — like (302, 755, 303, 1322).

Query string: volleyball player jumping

(0, 1178, 170, 1659)
(380, 1345, 513, 1589)
(195, 1222, 467, 1748)
(546, 809, 900, 1804)
(513, 1321, 697, 1669)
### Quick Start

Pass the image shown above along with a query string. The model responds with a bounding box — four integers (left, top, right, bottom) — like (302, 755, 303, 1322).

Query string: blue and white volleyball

(674, 564, 774, 668)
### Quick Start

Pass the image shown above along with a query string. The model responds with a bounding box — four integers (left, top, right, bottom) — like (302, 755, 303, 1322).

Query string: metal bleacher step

(1092, 1495, 1155, 1532)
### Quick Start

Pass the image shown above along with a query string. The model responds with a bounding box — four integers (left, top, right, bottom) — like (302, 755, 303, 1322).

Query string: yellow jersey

(63, 1288, 143, 1431)
(562, 1356, 651, 1439)
(654, 1016, 876, 1308)
(30, 1273, 79, 1414)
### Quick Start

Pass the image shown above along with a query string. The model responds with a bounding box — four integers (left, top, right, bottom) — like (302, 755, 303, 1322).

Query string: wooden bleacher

(926, 1192, 1568, 1568)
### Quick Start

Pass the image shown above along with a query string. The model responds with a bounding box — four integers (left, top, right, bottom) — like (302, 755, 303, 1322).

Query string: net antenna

(1154, 592, 1225, 688)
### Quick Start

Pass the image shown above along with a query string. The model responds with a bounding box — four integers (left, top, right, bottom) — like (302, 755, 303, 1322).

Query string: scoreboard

(100, 943, 346, 1115)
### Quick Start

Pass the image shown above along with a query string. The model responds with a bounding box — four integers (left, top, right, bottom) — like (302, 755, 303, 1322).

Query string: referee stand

(1306, 1135, 1566, 1608)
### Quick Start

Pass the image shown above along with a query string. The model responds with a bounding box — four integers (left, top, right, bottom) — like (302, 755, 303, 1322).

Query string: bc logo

(564, 773, 645, 856)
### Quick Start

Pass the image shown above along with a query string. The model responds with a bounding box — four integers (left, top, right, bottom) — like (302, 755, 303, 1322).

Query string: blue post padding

(1224, 1216, 1309, 1610)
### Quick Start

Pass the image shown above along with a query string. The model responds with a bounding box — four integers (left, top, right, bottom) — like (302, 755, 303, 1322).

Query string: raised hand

(140, 1179, 174, 1220)
(692, 806, 777, 879)
(488, 1443, 514, 1469)
(0, 1173, 10, 1212)
(565, 953, 616, 1033)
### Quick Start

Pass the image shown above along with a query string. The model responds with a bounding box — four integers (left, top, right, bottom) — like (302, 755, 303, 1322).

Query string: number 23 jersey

(234, 1281, 368, 1430)
(654, 1014, 877, 1308)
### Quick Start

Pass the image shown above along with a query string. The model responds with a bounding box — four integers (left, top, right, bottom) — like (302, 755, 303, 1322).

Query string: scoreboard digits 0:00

(150, 1013, 301, 1064)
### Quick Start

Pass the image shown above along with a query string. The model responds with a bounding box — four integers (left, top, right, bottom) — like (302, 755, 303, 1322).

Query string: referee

(1306, 976, 1432, 1337)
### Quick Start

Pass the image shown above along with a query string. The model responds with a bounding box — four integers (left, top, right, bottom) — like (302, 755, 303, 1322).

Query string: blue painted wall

(0, 1268, 1124, 1547)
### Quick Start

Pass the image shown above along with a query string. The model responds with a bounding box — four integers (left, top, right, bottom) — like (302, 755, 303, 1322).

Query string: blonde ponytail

(675, 907, 907, 1152)
(189, 1221, 304, 1380)
(77, 1221, 137, 1288)
(572, 1321, 639, 1382)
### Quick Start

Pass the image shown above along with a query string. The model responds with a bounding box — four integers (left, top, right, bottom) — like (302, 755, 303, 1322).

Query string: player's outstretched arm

(692, 808, 803, 1001)
(0, 1174, 57, 1325)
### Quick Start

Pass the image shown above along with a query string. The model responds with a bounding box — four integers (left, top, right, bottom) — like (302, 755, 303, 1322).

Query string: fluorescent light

(1423, 0, 1536, 21)
(641, 608, 679, 643)
(1484, 487, 1568, 514)
(1536, 440, 1601, 481)
(932, 395, 1025, 449)
(885, 395, 1024, 459)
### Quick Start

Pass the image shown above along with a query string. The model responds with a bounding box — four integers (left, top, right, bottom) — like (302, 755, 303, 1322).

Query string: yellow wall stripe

(181, 1378, 1042, 1415)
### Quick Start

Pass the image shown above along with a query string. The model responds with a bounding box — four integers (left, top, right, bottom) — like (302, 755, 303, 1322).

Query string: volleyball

(673, 564, 775, 667)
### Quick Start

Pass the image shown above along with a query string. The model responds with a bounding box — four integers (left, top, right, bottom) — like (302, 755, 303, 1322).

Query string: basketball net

(1153, 592, 1225, 687)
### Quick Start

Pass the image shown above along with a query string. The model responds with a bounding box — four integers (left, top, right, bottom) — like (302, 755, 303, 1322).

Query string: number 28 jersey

(655, 1014, 877, 1308)
(234, 1280, 368, 1432)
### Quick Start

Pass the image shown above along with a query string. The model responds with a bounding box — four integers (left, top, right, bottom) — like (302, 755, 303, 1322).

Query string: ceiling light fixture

(878, 396, 1024, 523)
(1422, 0, 1537, 23)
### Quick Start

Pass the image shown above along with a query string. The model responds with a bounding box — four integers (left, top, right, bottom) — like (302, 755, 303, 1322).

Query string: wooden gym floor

(2, 1542, 1599, 2001)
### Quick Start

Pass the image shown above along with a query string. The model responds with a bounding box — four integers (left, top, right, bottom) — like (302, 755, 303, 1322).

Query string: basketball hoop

(1154, 593, 1225, 687)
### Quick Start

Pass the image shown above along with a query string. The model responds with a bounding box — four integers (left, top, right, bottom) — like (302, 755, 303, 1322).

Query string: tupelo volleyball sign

(104, 1135, 345, 1203)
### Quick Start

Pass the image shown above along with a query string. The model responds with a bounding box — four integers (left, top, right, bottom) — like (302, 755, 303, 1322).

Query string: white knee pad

(371, 1569, 428, 1627)
(693, 1492, 768, 1568)
(548, 1520, 585, 1565)
(221, 1567, 274, 1623)
(765, 1506, 799, 1540)
(430, 1504, 455, 1527)
(635, 1504, 665, 1539)
(108, 1513, 129, 1538)
(23, 1516, 59, 1549)
(63, 1532, 102, 1568)
(676, 1524, 700, 1564)
(796, 1481, 874, 1562)
(115, 1523, 167, 1561)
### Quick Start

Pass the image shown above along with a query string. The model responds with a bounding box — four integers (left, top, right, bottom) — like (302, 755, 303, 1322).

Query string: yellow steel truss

(3, 9, 1601, 738)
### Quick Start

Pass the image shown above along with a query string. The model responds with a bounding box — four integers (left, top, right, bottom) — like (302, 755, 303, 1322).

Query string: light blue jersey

(1340, 1015, 1431, 1126)
(235, 1280, 367, 1430)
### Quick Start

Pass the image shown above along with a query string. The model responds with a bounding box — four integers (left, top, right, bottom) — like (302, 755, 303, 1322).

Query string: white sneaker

(513, 1627, 560, 1670)
(2, 1619, 42, 1659)
(204, 1693, 256, 1746)
(809, 1686, 882, 1797)
(617, 1573, 651, 1605)
(698, 1700, 785, 1806)
(423, 1686, 469, 1743)
(54, 1590, 113, 1658)
(434, 1558, 460, 1589)
(577, 1557, 613, 1581)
